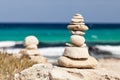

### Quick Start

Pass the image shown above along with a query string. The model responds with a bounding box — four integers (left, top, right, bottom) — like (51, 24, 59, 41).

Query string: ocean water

(0, 23, 120, 59)
(0, 23, 120, 43)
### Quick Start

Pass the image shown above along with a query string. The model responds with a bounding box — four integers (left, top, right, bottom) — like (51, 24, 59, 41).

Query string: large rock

(14, 64, 120, 80)
(67, 25, 88, 31)
(61, 67, 120, 80)
(50, 68, 82, 80)
(14, 64, 53, 80)
(70, 35, 85, 47)
(63, 47, 89, 59)
(58, 56, 98, 68)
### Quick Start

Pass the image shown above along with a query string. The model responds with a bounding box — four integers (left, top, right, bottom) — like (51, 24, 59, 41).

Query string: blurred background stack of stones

(18, 36, 48, 63)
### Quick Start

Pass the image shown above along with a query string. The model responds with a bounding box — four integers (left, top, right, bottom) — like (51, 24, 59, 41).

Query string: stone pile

(18, 35, 48, 63)
(58, 14, 98, 68)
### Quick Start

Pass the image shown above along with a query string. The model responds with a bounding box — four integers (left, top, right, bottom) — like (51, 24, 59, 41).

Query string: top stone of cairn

(73, 14, 83, 19)
(24, 36, 39, 47)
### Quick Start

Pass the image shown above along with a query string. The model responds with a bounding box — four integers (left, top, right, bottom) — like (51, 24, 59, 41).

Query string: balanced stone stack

(18, 35, 48, 63)
(58, 14, 98, 68)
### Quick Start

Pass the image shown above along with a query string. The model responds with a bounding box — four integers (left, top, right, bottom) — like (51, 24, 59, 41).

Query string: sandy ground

(98, 58, 120, 74)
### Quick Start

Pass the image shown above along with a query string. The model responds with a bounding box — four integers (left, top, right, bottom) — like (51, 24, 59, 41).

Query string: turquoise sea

(0, 23, 120, 43)
(0, 23, 120, 58)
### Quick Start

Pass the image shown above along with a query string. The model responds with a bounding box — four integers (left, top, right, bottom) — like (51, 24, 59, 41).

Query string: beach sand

(98, 58, 120, 74)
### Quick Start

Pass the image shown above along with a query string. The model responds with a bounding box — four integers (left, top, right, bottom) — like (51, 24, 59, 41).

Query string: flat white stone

(65, 43, 86, 47)
(63, 47, 89, 59)
(70, 31, 85, 35)
(70, 22, 85, 25)
(73, 14, 83, 19)
(71, 18, 84, 23)
(58, 56, 98, 68)
(67, 25, 89, 31)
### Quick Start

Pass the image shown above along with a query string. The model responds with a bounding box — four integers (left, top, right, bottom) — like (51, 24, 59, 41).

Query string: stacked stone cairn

(58, 14, 98, 68)
(18, 35, 48, 63)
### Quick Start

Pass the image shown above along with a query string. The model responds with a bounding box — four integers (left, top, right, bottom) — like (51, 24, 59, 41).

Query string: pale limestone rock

(70, 22, 85, 25)
(24, 35, 39, 47)
(66, 43, 86, 47)
(19, 36, 40, 56)
(70, 30, 85, 35)
(18, 49, 48, 63)
(14, 64, 120, 80)
(18, 35, 48, 63)
(71, 18, 84, 23)
(65, 43, 76, 47)
(19, 49, 40, 56)
(58, 56, 98, 68)
(67, 25, 89, 31)
(30, 56, 48, 63)
(75, 13, 83, 16)
(62, 67, 120, 80)
(14, 64, 53, 80)
(50, 68, 83, 80)
(73, 14, 83, 19)
(57, 13, 97, 69)
(80, 44, 87, 47)
(63, 47, 89, 59)
(70, 35, 85, 47)
(26, 44, 38, 50)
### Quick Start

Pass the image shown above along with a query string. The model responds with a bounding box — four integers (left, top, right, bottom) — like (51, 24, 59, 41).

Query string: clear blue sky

(0, 0, 119, 23)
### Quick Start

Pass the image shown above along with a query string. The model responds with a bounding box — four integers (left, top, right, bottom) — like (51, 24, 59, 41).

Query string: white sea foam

(0, 41, 22, 48)
(0, 41, 16, 48)
(0, 41, 64, 56)
(95, 45, 120, 55)
(0, 44, 120, 56)
(0, 41, 120, 60)
(0, 47, 64, 63)
(40, 47, 64, 56)
(91, 35, 98, 39)
(0, 47, 64, 56)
